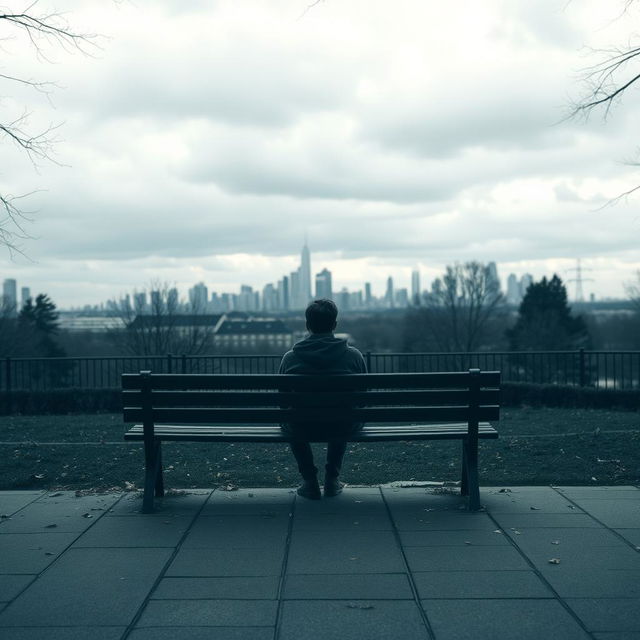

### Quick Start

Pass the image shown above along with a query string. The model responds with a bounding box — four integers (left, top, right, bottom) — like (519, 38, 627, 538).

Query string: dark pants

(289, 440, 347, 479)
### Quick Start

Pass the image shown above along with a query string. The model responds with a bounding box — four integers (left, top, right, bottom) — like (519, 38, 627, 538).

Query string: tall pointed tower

(300, 239, 312, 305)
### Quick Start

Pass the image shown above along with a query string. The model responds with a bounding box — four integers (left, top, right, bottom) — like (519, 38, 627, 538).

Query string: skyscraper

(2, 278, 17, 313)
(315, 268, 333, 300)
(299, 240, 312, 307)
(385, 276, 394, 308)
(189, 282, 208, 311)
(364, 282, 372, 307)
(21, 287, 31, 307)
(411, 269, 421, 305)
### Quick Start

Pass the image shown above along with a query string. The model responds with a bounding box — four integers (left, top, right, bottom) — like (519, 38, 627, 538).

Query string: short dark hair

(305, 299, 338, 333)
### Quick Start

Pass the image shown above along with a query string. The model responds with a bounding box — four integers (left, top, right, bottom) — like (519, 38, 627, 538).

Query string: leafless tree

(1, 2, 97, 253)
(108, 282, 217, 357)
(417, 262, 505, 354)
(569, 1, 640, 198)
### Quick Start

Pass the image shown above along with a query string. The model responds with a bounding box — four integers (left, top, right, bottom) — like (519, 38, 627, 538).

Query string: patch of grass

(0, 408, 638, 490)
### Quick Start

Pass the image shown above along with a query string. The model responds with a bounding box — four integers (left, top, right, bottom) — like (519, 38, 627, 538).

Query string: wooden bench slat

(124, 422, 499, 443)
(122, 371, 501, 391)
(122, 388, 500, 408)
(123, 405, 500, 424)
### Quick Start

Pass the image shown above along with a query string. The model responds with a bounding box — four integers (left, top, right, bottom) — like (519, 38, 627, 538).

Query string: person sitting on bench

(279, 299, 367, 499)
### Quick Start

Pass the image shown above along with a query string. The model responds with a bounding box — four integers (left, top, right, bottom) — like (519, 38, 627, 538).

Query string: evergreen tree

(507, 275, 590, 350)
(19, 294, 65, 357)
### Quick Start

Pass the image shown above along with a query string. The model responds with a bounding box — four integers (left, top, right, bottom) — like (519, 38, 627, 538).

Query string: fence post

(579, 348, 586, 387)
(181, 354, 187, 374)
(5, 357, 11, 415)
(167, 354, 173, 374)
(366, 351, 372, 373)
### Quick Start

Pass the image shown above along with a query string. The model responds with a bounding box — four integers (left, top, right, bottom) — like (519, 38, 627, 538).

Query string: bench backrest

(122, 370, 500, 425)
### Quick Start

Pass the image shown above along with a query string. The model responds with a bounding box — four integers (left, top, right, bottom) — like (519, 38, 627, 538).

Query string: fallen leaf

(551, 541, 560, 545)
(81, 513, 93, 518)
(498, 488, 512, 493)
(44, 524, 57, 528)
(530, 507, 540, 511)
(493, 530, 503, 534)
(548, 558, 561, 564)
(464, 541, 472, 545)
(346, 604, 374, 610)
(45, 552, 54, 556)
(48, 492, 63, 498)
(513, 530, 522, 535)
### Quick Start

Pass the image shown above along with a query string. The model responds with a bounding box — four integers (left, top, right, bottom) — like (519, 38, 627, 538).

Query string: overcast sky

(2, 0, 640, 308)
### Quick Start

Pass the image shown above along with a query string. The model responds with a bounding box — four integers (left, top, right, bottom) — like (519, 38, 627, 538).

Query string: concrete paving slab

(293, 492, 386, 515)
(414, 569, 553, 599)
(152, 576, 279, 600)
(556, 487, 640, 498)
(481, 487, 583, 513)
(405, 545, 530, 571)
(540, 568, 640, 598)
(128, 628, 273, 640)
(107, 491, 210, 516)
(287, 530, 404, 574)
(283, 573, 413, 600)
(569, 500, 640, 528)
(0, 532, 78, 573)
(0, 575, 33, 603)
(136, 599, 278, 627)
(399, 529, 510, 546)
(278, 600, 429, 640)
(424, 599, 591, 639)
(490, 512, 602, 529)
(593, 634, 640, 640)
(381, 488, 465, 510)
(72, 514, 193, 548)
(503, 526, 627, 550)
(0, 548, 172, 627)
(567, 599, 640, 632)
(182, 515, 288, 549)
(518, 544, 640, 571)
(0, 628, 126, 640)
(391, 511, 498, 531)
(0, 492, 44, 517)
(202, 488, 294, 516)
(0, 495, 119, 533)
(167, 548, 284, 577)
(292, 512, 391, 531)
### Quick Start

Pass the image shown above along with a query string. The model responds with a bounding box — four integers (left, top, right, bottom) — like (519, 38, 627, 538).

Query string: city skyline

(1, 2, 639, 307)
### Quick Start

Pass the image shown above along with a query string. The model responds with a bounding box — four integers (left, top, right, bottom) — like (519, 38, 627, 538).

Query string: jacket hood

(292, 333, 349, 369)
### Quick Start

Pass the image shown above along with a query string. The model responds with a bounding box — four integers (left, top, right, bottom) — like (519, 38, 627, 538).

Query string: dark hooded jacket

(279, 333, 367, 438)
(279, 333, 366, 375)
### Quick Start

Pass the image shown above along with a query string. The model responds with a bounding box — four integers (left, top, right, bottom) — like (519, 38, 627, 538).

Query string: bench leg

(460, 441, 469, 496)
(464, 437, 481, 511)
(155, 442, 165, 498)
(142, 439, 161, 513)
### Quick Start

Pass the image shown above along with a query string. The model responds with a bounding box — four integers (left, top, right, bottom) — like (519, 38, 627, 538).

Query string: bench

(122, 368, 500, 513)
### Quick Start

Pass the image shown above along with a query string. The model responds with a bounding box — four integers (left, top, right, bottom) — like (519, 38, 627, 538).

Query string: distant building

(277, 276, 289, 311)
(133, 292, 147, 312)
(300, 241, 312, 306)
(2, 278, 17, 314)
(364, 282, 372, 307)
(262, 283, 278, 312)
(411, 270, 421, 305)
(21, 287, 31, 308)
(385, 276, 394, 308)
(395, 288, 409, 308)
(520, 274, 533, 298)
(213, 315, 293, 349)
(334, 288, 349, 311)
(315, 268, 333, 300)
(506, 273, 520, 305)
(127, 314, 221, 334)
(188, 282, 208, 311)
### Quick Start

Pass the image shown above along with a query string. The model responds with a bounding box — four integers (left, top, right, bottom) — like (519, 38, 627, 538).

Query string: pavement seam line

(550, 485, 640, 553)
(273, 492, 297, 640)
(484, 507, 598, 640)
(379, 487, 437, 640)
(119, 488, 214, 640)
(0, 490, 129, 612)
(0, 490, 45, 518)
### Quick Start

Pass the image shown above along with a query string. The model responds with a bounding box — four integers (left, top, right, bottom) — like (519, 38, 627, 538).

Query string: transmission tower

(567, 259, 594, 303)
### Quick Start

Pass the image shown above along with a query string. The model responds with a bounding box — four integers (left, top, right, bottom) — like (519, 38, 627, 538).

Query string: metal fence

(1, 349, 639, 393)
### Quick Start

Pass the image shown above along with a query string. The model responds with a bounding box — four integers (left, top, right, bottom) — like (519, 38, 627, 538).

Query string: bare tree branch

(0, 1, 99, 253)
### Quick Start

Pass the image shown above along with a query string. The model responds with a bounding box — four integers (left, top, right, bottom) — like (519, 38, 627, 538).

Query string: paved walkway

(0, 485, 639, 640)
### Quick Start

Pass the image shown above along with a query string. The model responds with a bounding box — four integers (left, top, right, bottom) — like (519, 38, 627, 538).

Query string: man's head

(305, 299, 338, 334)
